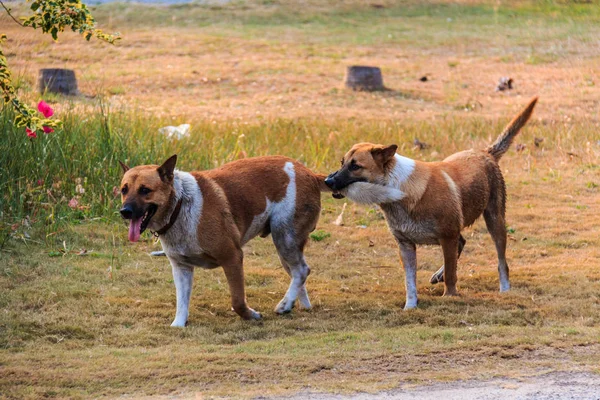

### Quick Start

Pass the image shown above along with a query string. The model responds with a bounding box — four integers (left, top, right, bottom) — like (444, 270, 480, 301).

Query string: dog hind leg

(272, 228, 312, 314)
(484, 210, 510, 292)
(440, 236, 460, 296)
(430, 234, 466, 284)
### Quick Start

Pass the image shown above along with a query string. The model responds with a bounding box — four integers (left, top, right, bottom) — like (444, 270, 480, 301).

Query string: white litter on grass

(158, 124, 191, 140)
(333, 202, 347, 226)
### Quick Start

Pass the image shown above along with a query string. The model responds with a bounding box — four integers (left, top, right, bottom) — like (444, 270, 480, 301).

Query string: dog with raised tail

(324, 97, 538, 309)
(119, 156, 331, 326)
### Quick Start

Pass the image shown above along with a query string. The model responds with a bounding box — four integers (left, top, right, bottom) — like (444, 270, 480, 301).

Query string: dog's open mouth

(332, 191, 345, 199)
(128, 204, 157, 242)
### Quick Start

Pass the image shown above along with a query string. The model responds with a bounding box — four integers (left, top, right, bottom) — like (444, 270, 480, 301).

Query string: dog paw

(275, 299, 294, 315)
(442, 289, 459, 297)
(403, 302, 418, 310)
(499, 283, 511, 292)
(297, 293, 312, 310)
(429, 266, 444, 284)
(170, 319, 187, 327)
(298, 300, 312, 310)
(246, 309, 263, 320)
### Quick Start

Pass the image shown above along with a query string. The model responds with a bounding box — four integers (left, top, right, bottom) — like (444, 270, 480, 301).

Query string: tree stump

(344, 66, 384, 91)
(39, 69, 78, 95)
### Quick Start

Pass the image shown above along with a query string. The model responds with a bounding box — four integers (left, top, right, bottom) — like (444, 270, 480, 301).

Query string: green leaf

(30, 2, 40, 11)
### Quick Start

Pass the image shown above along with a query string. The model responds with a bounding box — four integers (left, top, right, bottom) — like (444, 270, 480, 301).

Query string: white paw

(170, 319, 187, 327)
(403, 300, 418, 310)
(298, 297, 312, 310)
(248, 309, 263, 320)
(275, 298, 294, 314)
(500, 282, 511, 292)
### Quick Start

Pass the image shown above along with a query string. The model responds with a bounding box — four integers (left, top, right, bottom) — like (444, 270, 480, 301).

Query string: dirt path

(277, 372, 600, 400)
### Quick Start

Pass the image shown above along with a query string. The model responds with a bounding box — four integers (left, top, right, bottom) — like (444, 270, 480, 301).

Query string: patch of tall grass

(1, 99, 589, 245)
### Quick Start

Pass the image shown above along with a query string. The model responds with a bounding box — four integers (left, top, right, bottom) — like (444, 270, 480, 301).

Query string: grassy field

(1, 0, 600, 398)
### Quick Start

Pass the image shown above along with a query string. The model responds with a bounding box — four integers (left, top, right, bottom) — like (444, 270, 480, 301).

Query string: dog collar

(152, 198, 183, 237)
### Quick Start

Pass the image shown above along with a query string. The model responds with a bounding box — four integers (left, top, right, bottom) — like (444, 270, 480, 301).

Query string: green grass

(1, 97, 597, 244)
(87, 0, 600, 58)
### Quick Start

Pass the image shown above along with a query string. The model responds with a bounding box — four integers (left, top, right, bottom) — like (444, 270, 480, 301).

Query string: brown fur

(325, 97, 538, 306)
(120, 156, 330, 323)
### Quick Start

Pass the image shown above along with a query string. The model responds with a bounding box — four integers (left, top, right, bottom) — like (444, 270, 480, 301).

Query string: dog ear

(158, 154, 177, 182)
(119, 160, 130, 173)
(371, 144, 398, 165)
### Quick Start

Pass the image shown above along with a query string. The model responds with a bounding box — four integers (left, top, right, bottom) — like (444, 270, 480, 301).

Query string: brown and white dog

(119, 156, 330, 326)
(324, 98, 538, 309)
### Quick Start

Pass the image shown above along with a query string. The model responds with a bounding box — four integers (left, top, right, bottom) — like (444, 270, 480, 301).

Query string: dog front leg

(222, 254, 262, 320)
(398, 241, 418, 310)
(170, 262, 194, 327)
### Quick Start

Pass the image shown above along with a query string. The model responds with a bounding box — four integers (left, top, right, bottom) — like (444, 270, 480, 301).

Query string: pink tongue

(128, 218, 143, 242)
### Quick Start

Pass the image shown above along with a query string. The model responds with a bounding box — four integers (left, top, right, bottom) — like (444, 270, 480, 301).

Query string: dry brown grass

(3, 0, 600, 122)
(1, 0, 600, 398)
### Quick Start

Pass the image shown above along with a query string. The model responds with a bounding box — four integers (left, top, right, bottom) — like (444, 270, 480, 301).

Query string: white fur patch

(343, 154, 415, 205)
(343, 182, 405, 204)
(271, 162, 296, 227)
(389, 154, 416, 186)
(242, 198, 273, 245)
(159, 170, 204, 255)
(242, 162, 297, 244)
(441, 170, 464, 227)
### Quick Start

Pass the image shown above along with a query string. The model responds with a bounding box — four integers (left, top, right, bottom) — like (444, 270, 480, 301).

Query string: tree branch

(0, 0, 24, 27)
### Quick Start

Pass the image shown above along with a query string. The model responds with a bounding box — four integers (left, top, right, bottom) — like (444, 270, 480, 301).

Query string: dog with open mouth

(324, 98, 538, 309)
(119, 155, 331, 326)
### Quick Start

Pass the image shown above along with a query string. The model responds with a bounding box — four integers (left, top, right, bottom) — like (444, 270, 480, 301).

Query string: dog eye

(349, 163, 362, 171)
(139, 187, 152, 195)
(121, 187, 128, 195)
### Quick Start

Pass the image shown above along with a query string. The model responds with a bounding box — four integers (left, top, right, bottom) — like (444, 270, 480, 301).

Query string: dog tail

(487, 97, 538, 161)
(313, 173, 333, 192)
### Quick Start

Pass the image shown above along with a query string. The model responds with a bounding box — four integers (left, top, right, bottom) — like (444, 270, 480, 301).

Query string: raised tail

(314, 173, 333, 192)
(487, 97, 538, 161)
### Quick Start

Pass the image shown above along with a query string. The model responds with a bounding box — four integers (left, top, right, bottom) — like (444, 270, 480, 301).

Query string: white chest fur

(158, 170, 204, 257)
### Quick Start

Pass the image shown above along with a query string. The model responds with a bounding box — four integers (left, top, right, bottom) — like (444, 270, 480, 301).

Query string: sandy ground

(274, 372, 600, 400)
(125, 372, 600, 399)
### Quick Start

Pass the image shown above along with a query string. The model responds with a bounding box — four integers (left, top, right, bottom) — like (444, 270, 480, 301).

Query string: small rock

(534, 137, 544, 147)
(419, 76, 428, 82)
(413, 138, 430, 150)
(496, 77, 513, 92)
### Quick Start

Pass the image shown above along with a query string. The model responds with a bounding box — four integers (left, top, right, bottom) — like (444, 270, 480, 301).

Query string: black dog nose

(324, 172, 337, 189)
(120, 205, 133, 219)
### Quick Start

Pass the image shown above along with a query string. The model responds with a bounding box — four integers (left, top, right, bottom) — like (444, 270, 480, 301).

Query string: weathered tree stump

(39, 69, 78, 95)
(344, 66, 384, 91)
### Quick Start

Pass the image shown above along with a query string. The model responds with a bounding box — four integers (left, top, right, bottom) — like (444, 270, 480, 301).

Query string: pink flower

(37, 101, 54, 118)
(42, 126, 54, 134)
(68, 197, 79, 209)
(37, 179, 44, 186)
(26, 128, 37, 138)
